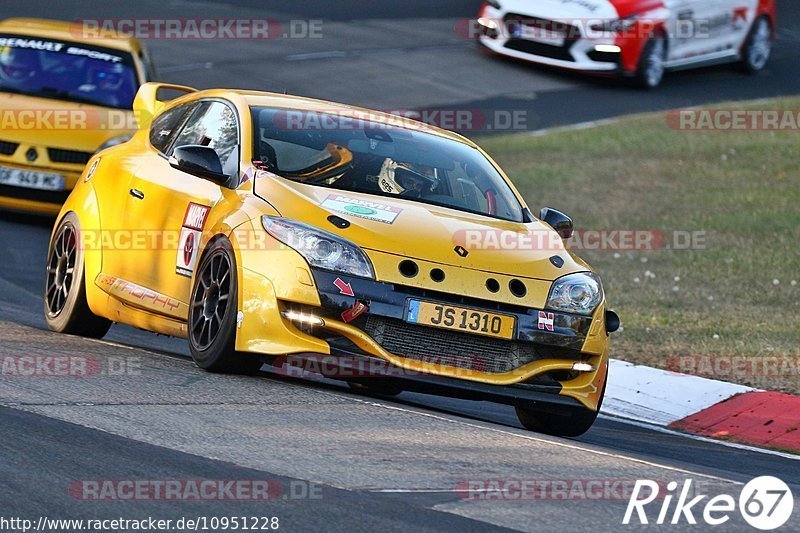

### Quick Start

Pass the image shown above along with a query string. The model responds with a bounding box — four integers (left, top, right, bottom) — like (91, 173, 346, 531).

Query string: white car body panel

(479, 0, 765, 74)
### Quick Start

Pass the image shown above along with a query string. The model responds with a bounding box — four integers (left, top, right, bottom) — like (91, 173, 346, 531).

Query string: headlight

(96, 134, 132, 154)
(477, 17, 499, 30)
(590, 16, 638, 34)
(262, 216, 374, 279)
(546, 272, 603, 316)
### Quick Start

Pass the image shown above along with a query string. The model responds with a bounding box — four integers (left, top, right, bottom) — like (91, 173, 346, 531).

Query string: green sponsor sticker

(345, 205, 377, 216)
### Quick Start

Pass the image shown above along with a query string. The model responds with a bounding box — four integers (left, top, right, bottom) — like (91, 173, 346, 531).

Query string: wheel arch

(618, 22, 668, 76)
(51, 182, 107, 317)
(756, 0, 777, 39)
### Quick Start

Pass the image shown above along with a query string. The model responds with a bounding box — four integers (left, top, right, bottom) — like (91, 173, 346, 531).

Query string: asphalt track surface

(1, 1, 800, 531)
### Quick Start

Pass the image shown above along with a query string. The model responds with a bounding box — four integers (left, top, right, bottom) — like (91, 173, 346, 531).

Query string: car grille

(0, 140, 19, 156)
(504, 39, 576, 61)
(363, 316, 543, 374)
(47, 148, 93, 165)
(503, 13, 580, 62)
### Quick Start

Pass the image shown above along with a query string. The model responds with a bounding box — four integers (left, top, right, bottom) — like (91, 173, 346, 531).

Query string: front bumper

(273, 268, 609, 411)
(271, 348, 587, 415)
(476, 10, 622, 73)
(480, 34, 620, 73)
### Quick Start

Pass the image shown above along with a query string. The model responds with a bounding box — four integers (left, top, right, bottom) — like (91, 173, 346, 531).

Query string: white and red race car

(475, 0, 776, 88)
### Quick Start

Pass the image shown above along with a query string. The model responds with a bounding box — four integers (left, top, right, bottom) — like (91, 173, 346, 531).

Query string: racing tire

(515, 371, 606, 437)
(740, 16, 772, 73)
(44, 212, 112, 338)
(634, 35, 667, 89)
(188, 237, 263, 374)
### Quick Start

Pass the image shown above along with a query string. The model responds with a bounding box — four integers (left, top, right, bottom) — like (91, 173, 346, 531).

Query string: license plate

(0, 166, 65, 191)
(520, 26, 565, 47)
(406, 300, 516, 340)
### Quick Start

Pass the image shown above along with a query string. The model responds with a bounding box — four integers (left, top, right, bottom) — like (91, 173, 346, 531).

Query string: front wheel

(515, 374, 606, 437)
(188, 238, 262, 374)
(740, 16, 772, 73)
(634, 35, 667, 89)
(44, 212, 112, 338)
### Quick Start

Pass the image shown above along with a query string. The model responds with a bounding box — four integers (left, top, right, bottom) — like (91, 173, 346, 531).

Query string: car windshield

(0, 34, 139, 109)
(251, 107, 525, 222)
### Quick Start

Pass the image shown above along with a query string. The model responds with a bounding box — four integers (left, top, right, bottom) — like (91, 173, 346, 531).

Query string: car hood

(494, 0, 663, 19)
(494, 0, 619, 19)
(254, 175, 586, 281)
(0, 91, 134, 152)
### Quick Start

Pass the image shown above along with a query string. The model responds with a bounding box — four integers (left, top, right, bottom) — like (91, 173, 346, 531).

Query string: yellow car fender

(52, 160, 108, 317)
(224, 217, 328, 356)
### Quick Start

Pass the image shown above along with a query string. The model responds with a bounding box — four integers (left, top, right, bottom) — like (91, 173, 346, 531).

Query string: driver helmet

(376, 159, 436, 197)
(0, 47, 39, 84)
(89, 63, 126, 92)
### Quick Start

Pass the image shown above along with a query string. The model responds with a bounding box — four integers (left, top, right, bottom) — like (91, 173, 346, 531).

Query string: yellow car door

(93, 101, 196, 286)
(119, 100, 241, 317)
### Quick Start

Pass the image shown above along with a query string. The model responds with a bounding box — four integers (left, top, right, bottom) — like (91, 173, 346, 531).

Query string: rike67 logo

(624, 477, 794, 530)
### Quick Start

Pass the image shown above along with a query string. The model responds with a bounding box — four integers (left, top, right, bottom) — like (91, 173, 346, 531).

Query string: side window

(171, 101, 239, 176)
(149, 103, 196, 154)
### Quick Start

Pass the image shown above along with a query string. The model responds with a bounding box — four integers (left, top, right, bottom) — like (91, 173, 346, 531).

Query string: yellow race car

(0, 18, 153, 214)
(45, 82, 620, 437)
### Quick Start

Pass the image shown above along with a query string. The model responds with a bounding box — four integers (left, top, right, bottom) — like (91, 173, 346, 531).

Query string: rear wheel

(44, 212, 112, 338)
(634, 35, 667, 89)
(188, 238, 262, 374)
(740, 16, 772, 73)
(515, 372, 606, 437)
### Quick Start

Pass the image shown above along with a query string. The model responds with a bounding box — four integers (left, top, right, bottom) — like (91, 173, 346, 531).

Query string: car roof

(0, 18, 142, 53)
(230, 90, 478, 147)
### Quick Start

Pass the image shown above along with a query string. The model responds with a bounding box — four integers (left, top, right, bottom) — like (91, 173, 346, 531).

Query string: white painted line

(80, 338, 789, 462)
(526, 117, 624, 137)
(158, 62, 214, 74)
(370, 488, 478, 494)
(286, 51, 349, 61)
(286, 44, 467, 61)
(343, 396, 743, 485)
(524, 96, 792, 138)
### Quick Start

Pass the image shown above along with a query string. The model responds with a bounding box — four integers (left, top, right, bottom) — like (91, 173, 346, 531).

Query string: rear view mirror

(169, 145, 228, 185)
(539, 207, 574, 240)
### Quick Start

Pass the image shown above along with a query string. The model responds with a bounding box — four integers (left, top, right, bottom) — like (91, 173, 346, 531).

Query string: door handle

(129, 188, 145, 200)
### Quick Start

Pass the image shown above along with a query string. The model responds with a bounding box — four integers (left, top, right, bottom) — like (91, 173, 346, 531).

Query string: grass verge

(478, 97, 800, 393)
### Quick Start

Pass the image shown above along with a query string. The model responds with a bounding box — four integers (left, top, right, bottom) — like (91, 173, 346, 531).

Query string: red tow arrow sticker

(333, 277, 355, 296)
